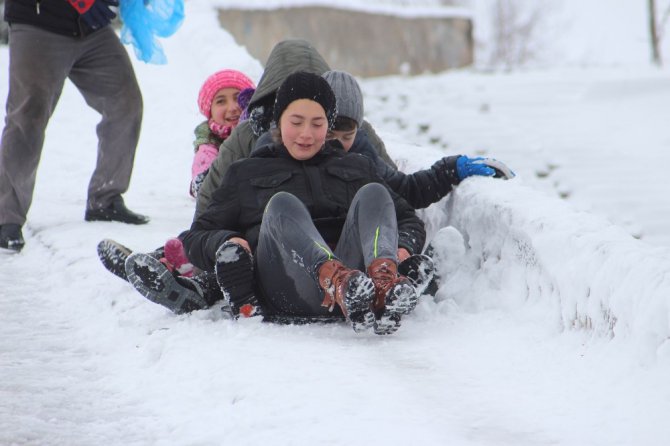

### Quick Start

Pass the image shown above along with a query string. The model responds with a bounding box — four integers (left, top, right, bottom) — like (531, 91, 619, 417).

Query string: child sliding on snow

(163, 69, 255, 276)
(190, 69, 256, 198)
(131, 72, 426, 334)
(98, 68, 255, 279)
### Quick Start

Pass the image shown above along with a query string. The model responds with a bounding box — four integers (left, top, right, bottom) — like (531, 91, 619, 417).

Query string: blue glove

(456, 156, 515, 180)
(81, 0, 119, 30)
(456, 156, 495, 179)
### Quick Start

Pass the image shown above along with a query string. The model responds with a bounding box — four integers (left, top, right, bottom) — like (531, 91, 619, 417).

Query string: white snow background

(2, 1, 670, 445)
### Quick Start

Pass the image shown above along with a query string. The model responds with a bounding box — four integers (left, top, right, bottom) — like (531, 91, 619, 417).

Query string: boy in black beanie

(179, 71, 426, 335)
(322, 70, 515, 211)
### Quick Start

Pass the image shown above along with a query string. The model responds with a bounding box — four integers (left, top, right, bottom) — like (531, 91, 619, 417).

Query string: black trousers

(256, 183, 399, 319)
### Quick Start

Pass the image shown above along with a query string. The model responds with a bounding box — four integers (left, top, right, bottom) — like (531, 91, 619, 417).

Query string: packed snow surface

(1, 1, 670, 445)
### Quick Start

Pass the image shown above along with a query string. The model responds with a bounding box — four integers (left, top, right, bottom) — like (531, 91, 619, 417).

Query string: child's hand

(456, 156, 515, 180)
(397, 247, 411, 262)
(228, 237, 251, 254)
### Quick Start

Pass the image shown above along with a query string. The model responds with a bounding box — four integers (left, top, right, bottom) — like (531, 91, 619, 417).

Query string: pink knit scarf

(209, 119, 233, 140)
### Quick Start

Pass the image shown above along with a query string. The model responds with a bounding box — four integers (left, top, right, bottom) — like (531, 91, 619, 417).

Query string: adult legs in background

(0, 24, 147, 250)
(0, 24, 71, 228)
(67, 26, 143, 212)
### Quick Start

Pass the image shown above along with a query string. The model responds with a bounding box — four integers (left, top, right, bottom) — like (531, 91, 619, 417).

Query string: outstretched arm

(381, 155, 515, 210)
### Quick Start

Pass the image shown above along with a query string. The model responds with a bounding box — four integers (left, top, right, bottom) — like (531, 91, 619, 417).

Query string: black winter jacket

(184, 142, 426, 272)
(252, 130, 462, 210)
(4, 0, 99, 37)
(350, 130, 462, 209)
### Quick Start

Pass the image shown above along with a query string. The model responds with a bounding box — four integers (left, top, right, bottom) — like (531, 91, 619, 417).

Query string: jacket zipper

(36, 0, 41, 14)
(302, 163, 314, 202)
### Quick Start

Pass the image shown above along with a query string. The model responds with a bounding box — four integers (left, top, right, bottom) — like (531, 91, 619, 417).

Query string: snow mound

(419, 172, 670, 364)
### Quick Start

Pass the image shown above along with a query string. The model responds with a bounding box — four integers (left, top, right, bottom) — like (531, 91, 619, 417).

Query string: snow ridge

(428, 177, 670, 363)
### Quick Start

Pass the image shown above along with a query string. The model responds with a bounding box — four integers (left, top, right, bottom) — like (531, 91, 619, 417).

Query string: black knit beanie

(273, 71, 338, 129)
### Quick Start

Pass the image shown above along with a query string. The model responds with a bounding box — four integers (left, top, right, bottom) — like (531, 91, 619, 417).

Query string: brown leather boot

(366, 258, 419, 335)
(318, 259, 375, 332)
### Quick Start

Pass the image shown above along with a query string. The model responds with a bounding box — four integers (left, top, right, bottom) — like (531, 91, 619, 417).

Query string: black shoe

(97, 239, 133, 281)
(422, 243, 442, 297)
(215, 241, 261, 318)
(398, 254, 435, 295)
(125, 252, 208, 314)
(85, 197, 149, 225)
(97, 239, 164, 282)
(175, 272, 223, 308)
(0, 224, 25, 252)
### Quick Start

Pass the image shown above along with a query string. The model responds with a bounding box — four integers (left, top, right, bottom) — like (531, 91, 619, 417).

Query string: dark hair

(332, 116, 358, 132)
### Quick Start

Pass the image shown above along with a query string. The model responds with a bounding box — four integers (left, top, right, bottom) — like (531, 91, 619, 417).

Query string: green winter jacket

(192, 120, 223, 152)
(194, 39, 398, 219)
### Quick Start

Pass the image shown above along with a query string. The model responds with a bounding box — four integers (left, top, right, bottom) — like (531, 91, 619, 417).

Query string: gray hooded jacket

(194, 39, 397, 219)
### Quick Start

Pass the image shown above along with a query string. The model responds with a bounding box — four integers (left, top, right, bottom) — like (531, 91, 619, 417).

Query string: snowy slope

(363, 67, 670, 247)
(2, 1, 670, 445)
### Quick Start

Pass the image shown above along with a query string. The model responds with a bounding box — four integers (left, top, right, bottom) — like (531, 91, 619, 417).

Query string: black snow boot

(97, 239, 133, 281)
(215, 241, 262, 318)
(0, 224, 25, 252)
(398, 254, 435, 296)
(125, 252, 208, 314)
(175, 272, 224, 308)
(422, 243, 441, 297)
(97, 239, 164, 282)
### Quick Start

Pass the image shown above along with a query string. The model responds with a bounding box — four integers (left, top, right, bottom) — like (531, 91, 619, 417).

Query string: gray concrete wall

(217, 6, 473, 77)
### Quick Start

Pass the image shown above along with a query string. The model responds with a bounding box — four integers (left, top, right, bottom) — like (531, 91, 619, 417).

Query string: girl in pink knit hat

(191, 69, 256, 198)
(98, 69, 256, 281)
(163, 69, 255, 277)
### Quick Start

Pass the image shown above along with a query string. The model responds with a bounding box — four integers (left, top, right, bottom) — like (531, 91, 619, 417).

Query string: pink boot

(163, 238, 194, 277)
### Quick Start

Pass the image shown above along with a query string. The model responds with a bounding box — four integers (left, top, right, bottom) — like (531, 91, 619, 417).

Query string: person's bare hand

(397, 247, 411, 262)
(229, 237, 251, 253)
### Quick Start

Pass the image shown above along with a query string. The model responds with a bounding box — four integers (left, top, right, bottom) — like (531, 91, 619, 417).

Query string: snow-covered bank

(443, 179, 670, 363)
(389, 136, 670, 365)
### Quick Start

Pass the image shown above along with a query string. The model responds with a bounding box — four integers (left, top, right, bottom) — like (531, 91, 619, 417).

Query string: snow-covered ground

(2, 1, 670, 445)
(364, 67, 670, 247)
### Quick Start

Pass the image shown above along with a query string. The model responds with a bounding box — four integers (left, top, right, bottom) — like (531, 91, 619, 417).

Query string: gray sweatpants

(0, 23, 143, 225)
(256, 183, 399, 319)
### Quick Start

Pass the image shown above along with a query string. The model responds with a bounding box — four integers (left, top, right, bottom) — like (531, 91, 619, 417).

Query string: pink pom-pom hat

(197, 69, 256, 118)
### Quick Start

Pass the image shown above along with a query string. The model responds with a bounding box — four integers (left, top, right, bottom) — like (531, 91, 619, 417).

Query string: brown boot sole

(343, 272, 376, 333)
(373, 280, 418, 335)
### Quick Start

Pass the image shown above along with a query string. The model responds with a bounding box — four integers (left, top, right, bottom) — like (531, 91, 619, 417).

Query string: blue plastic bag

(120, 0, 184, 64)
